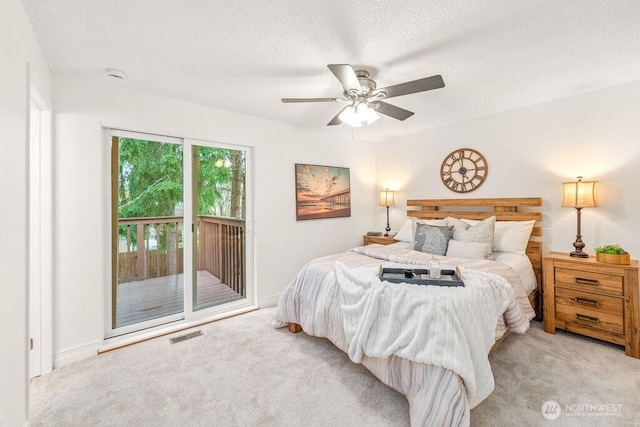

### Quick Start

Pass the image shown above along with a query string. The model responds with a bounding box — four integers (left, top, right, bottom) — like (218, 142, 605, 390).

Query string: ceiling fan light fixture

(339, 102, 379, 127)
(338, 105, 362, 127)
(361, 103, 380, 125)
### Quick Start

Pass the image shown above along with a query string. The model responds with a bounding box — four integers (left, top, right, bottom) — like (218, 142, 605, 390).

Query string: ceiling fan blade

(281, 97, 341, 103)
(376, 75, 445, 99)
(372, 101, 414, 121)
(327, 64, 362, 93)
(327, 106, 348, 126)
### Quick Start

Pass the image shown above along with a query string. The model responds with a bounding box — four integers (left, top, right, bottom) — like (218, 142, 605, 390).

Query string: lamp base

(384, 205, 391, 237)
(570, 226, 588, 258)
(569, 251, 589, 258)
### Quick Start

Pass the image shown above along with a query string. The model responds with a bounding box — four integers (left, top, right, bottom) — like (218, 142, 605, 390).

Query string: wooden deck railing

(198, 216, 245, 297)
(117, 216, 245, 297)
(117, 216, 184, 283)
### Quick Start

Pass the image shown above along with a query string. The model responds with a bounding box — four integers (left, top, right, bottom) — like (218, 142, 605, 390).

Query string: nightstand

(543, 252, 639, 358)
(363, 235, 398, 246)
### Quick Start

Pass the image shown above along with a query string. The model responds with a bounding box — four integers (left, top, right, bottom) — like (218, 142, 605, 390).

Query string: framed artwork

(295, 163, 351, 220)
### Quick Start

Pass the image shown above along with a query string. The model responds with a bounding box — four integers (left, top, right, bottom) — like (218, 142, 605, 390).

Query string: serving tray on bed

(379, 267, 465, 287)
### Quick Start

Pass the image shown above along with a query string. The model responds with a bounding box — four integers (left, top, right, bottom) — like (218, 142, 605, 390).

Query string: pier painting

(295, 164, 351, 220)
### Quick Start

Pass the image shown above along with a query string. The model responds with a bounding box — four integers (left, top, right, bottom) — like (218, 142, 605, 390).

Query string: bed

(273, 198, 543, 426)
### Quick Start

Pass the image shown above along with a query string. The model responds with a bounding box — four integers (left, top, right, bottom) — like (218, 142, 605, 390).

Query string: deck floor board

(116, 270, 242, 328)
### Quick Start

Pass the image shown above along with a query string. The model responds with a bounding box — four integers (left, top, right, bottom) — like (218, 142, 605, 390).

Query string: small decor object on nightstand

(595, 244, 631, 265)
(562, 176, 598, 258)
(379, 188, 395, 236)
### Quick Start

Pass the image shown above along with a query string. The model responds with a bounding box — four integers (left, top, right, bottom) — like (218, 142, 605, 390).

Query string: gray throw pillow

(413, 223, 454, 256)
(446, 216, 496, 258)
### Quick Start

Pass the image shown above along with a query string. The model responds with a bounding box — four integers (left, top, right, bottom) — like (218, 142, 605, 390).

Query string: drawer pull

(574, 277, 599, 286)
(576, 313, 600, 324)
(573, 297, 599, 307)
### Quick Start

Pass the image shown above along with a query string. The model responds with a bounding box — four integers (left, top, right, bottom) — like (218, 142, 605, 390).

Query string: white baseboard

(257, 292, 281, 308)
(99, 304, 259, 353)
(53, 340, 101, 368)
(53, 301, 276, 369)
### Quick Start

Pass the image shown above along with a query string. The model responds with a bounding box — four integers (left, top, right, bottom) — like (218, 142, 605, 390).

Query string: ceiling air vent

(105, 68, 126, 80)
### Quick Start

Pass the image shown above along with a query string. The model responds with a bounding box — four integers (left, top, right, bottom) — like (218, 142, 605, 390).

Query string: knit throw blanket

(335, 262, 514, 406)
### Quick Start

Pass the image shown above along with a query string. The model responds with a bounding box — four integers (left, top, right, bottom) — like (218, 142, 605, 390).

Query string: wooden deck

(116, 270, 243, 328)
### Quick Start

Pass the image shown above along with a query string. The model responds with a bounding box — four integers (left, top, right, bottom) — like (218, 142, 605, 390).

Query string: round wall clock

(440, 148, 488, 193)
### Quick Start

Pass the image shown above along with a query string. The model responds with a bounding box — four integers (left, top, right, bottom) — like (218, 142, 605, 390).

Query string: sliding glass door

(111, 134, 185, 331)
(109, 131, 252, 337)
(192, 145, 246, 311)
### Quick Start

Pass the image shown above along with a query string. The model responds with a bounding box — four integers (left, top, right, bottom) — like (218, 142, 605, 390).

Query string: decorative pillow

(462, 219, 535, 255)
(395, 218, 449, 242)
(446, 239, 490, 260)
(445, 216, 496, 258)
(413, 223, 454, 256)
(412, 218, 448, 237)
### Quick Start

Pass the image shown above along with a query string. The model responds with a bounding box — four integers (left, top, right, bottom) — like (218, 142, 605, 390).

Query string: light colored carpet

(31, 308, 640, 426)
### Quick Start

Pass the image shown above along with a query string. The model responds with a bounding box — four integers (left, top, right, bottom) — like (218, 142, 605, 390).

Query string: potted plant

(594, 244, 630, 265)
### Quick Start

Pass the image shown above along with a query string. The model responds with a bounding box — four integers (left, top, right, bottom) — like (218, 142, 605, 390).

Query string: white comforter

(273, 244, 535, 426)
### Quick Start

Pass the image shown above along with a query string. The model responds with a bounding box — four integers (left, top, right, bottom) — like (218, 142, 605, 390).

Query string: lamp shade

(562, 177, 598, 208)
(379, 189, 395, 207)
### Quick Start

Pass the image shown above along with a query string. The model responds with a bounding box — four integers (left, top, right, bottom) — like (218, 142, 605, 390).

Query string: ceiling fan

(281, 64, 445, 127)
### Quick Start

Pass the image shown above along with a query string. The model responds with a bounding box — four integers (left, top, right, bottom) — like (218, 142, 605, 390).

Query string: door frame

(28, 76, 53, 377)
(104, 129, 256, 340)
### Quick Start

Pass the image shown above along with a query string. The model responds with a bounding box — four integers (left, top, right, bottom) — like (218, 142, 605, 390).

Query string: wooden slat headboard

(406, 197, 543, 309)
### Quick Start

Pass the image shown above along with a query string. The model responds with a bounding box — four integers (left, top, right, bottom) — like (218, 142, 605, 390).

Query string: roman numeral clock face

(440, 148, 488, 193)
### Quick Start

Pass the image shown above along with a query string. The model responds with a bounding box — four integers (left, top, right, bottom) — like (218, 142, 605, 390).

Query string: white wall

(376, 81, 640, 257)
(52, 75, 377, 365)
(0, 0, 51, 425)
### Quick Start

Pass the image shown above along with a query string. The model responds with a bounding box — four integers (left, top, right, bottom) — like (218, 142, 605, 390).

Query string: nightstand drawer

(555, 267, 623, 296)
(555, 287, 624, 335)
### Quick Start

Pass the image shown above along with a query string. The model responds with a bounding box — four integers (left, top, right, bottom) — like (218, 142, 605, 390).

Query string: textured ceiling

(22, 0, 640, 141)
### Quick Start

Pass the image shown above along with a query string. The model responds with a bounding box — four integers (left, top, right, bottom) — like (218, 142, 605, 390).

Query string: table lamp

(562, 176, 598, 258)
(379, 188, 395, 237)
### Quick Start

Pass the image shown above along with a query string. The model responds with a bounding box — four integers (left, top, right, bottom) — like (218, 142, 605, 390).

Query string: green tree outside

(117, 138, 245, 251)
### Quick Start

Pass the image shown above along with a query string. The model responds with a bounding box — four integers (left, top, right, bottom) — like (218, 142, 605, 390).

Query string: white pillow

(395, 218, 449, 243)
(446, 240, 490, 259)
(494, 220, 535, 254)
(395, 219, 414, 242)
(445, 216, 496, 258)
(462, 219, 535, 255)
